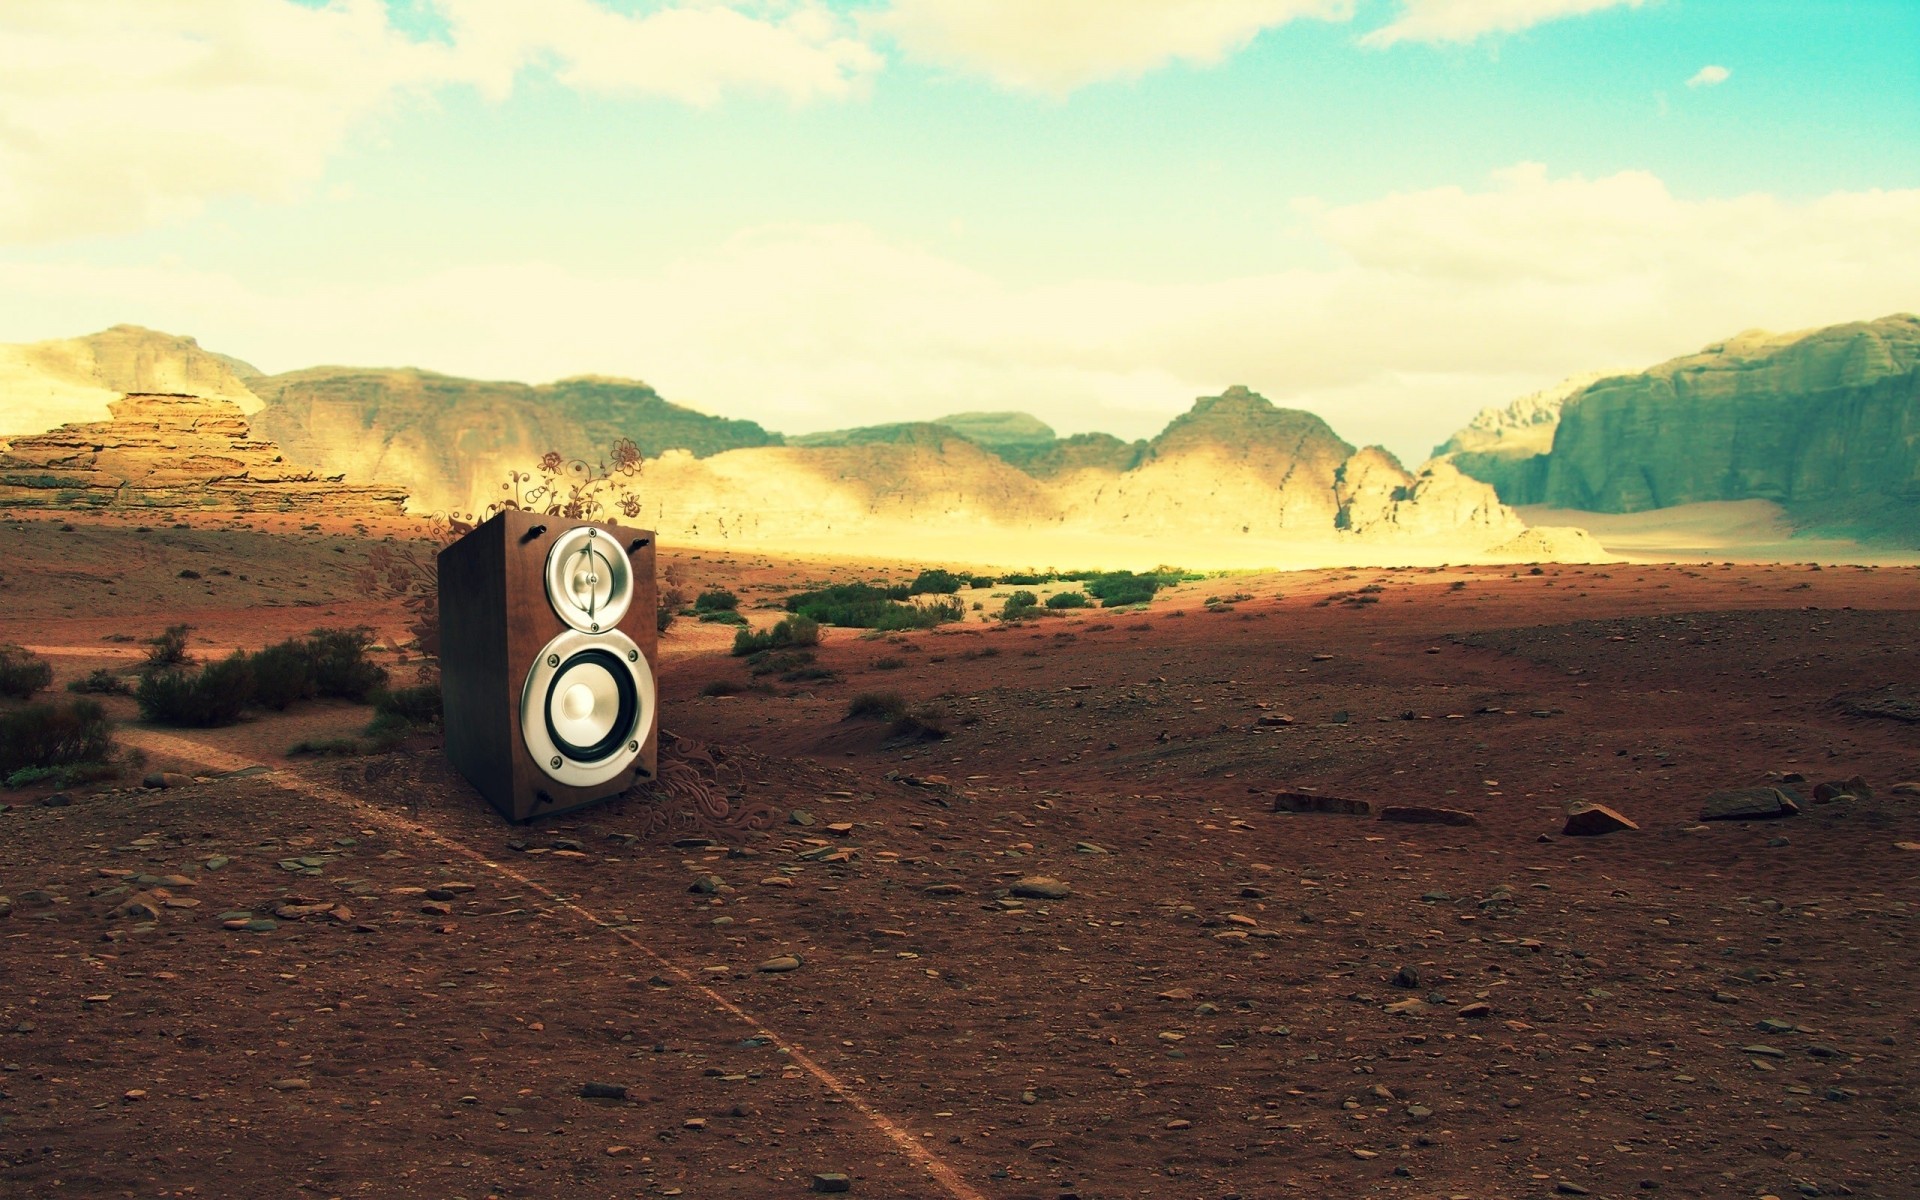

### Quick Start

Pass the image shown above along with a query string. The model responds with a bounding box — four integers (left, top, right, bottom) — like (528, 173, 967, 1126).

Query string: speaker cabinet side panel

(437, 515, 515, 820)
(623, 532, 660, 781)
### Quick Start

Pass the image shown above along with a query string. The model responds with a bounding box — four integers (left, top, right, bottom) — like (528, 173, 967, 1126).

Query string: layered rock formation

(1429, 372, 1606, 503)
(0, 393, 408, 518)
(0, 325, 264, 438)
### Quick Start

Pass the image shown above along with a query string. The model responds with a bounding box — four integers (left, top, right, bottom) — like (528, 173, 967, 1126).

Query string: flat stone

(1379, 805, 1479, 827)
(268, 1077, 310, 1091)
(1273, 791, 1372, 816)
(579, 1082, 628, 1100)
(1074, 841, 1109, 855)
(1562, 803, 1638, 836)
(40, 792, 71, 808)
(1458, 1002, 1493, 1019)
(1255, 713, 1295, 727)
(757, 955, 803, 973)
(789, 810, 816, 827)
(1700, 787, 1799, 821)
(811, 1174, 851, 1194)
(1010, 876, 1072, 900)
(923, 883, 967, 896)
(688, 875, 725, 894)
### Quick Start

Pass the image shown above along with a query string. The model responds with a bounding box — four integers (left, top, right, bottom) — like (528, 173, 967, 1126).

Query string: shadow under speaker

(437, 509, 659, 821)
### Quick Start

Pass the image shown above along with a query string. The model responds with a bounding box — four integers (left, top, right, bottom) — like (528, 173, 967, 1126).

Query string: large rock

(1700, 787, 1801, 821)
(1562, 803, 1638, 836)
(1274, 791, 1373, 816)
(0, 392, 407, 518)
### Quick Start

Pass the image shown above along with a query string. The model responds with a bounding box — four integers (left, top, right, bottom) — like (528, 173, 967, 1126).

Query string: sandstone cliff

(1536, 316, 1920, 537)
(0, 392, 408, 518)
(0, 325, 264, 438)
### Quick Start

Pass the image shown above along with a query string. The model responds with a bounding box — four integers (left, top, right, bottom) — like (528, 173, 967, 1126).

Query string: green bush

(0, 645, 54, 699)
(732, 615, 822, 656)
(1000, 572, 1051, 585)
(1045, 591, 1090, 609)
(304, 627, 388, 701)
(782, 583, 962, 631)
(694, 589, 739, 612)
(1000, 590, 1041, 619)
(1085, 570, 1168, 607)
(908, 569, 965, 595)
(373, 682, 441, 727)
(846, 691, 907, 720)
(872, 656, 906, 670)
(146, 624, 193, 670)
(0, 698, 114, 778)
(136, 653, 255, 727)
(67, 668, 133, 696)
(697, 609, 748, 626)
(657, 605, 675, 633)
(248, 641, 315, 711)
(701, 678, 744, 697)
(886, 710, 948, 744)
(967, 575, 995, 589)
(748, 649, 816, 677)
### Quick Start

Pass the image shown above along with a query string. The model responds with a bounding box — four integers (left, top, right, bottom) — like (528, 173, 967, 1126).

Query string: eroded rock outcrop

(0, 393, 408, 518)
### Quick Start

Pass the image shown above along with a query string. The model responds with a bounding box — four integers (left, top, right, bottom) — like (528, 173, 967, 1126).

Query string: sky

(1, 0, 1917, 465)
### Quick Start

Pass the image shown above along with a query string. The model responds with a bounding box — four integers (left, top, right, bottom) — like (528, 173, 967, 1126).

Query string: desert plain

(1, 510, 1918, 1200)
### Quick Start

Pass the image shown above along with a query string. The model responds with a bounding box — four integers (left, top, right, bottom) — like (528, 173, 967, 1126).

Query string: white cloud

(436, 0, 881, 106)
(0, 1, 880, 245)
(5, 167, 1917, 466)
(1361, 0, 1645, 46)
(1687, 64, 1731, 87)
(874, 0, 1352, 93)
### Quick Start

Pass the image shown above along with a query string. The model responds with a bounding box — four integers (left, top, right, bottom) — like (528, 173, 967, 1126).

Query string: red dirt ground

(2, 512, 1918, 1200)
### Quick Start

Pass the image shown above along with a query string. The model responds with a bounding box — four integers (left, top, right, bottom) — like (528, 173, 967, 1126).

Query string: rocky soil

(1, 520, 1917, 1199)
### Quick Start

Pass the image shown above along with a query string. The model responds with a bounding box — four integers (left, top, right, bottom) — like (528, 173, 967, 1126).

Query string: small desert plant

(0, 645, 54, 699)
(700, 678, 744, 697)
(372, 682, 441, 728)
(781, 665, 838, 683)
(999, 590, 1041, 620)
(733, 615, 821, 656)
(248, 641, 316, 711)
(968, 575, 994, 589)
(1045, 591, 1090, 610)
(697, 608, 748, 626)
(657, 605, 675, 634)
(67, 668, 133, 696)
(136, 653, 256, 728)
(845, 691, 908, 720)
(748, 649, 816, 677)
(694, 589, 739, 612)
(908, 569, 965, 595)
(0, 698, 114, 779)
(886, 708, 948, 744)
(304, 627, 388, 701)
(872, 656, 906, 670)
(145, 624, 193, 670)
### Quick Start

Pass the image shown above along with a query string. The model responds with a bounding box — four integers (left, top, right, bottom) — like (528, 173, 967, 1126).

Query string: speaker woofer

(520, 628, 654, 787)
(544, 525, 633, 632)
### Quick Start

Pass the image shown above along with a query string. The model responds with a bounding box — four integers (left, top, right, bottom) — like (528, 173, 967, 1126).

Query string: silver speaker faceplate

(520, 628, 655, 788)
(544, 525, 634, 633)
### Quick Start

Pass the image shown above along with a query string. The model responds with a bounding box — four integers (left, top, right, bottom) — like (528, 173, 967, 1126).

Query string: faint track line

(115, 727, 991, 1200)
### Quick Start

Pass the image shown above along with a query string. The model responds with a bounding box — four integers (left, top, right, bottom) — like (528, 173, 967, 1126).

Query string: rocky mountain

(1429, 372, 1607, 502)
(0, 325, 264, 438)
(1436, 314, 1920, 544)
(249, 368, 780, 515)
(0, 392, 408, 519)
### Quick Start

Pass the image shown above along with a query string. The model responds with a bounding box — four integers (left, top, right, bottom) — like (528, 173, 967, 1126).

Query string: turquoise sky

(2, 0, 1917, 462)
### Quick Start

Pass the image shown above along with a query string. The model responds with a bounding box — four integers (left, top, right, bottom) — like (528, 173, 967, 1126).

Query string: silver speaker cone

(520, 628, 655, 788)
(544, 525, 633, 632)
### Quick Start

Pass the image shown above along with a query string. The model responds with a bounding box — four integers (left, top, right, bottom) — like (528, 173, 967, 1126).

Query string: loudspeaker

(437, 508, 659, 821)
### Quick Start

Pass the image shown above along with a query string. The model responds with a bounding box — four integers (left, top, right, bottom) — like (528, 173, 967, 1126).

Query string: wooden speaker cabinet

(437, 508, 659, 821)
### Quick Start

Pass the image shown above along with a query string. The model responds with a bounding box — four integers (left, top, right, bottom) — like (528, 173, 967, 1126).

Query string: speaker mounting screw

(550, 756, 563, 769)
(590, 621, 600, 632)
(627, 740, 638, 752)
(627, 649, 638, 662)
(547, 654, 560, 667)
(586, 528, 597, 538)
